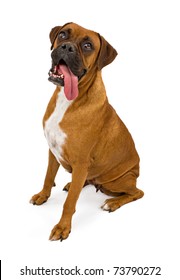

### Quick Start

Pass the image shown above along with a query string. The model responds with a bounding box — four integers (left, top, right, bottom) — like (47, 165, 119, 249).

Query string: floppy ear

(49, 22, 73, 50)
(49, 26, 62, 50)
(97, 35, 118, 70)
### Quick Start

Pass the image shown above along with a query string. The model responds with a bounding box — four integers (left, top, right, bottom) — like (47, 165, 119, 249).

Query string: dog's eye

(58, 31, 67, 40)
(82, 42, 93, 51)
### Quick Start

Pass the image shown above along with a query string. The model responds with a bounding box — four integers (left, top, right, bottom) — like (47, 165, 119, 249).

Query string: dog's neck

(53, 71, 108, 110)
(77, 70, 107, 103)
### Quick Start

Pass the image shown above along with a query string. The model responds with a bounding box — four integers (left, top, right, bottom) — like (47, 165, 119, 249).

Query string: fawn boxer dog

(30, 22, 144, 241)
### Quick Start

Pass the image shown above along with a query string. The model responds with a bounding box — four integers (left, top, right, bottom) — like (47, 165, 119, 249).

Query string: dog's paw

(49, 222, 71, 241)
(63, 182, 71, 192)
(30, 191, 49, 205)
(101, 198, 121, 212)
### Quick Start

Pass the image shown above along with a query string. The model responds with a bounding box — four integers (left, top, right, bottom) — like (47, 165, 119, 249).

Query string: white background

(0, 0, 180, 279)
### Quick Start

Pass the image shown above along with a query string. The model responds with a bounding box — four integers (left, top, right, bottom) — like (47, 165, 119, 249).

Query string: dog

(30, 22, 144, 241)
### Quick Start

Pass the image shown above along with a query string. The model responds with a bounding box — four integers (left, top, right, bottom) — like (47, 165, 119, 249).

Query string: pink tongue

(59, 65, 78, 100)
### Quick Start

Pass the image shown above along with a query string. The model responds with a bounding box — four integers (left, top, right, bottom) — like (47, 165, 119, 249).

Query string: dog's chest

(44, 89, 72, 163)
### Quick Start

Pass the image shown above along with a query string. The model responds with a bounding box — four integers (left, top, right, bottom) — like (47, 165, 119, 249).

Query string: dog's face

(48, 22, 117, 100)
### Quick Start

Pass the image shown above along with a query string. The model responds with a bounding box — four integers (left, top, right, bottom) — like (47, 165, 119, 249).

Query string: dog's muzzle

(48, 43, 87, 101)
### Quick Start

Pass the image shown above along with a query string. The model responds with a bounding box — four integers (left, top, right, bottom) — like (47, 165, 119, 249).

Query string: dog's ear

(97, 35, 118, 70)
(49, 22, 73, 50)
(49, 26, 62, 50)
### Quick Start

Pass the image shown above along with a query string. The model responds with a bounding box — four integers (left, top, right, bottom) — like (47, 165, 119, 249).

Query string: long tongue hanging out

(58, 65, 78, 100)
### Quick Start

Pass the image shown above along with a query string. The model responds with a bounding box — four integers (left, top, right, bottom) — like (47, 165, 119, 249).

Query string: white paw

(101, 202, 110, 211)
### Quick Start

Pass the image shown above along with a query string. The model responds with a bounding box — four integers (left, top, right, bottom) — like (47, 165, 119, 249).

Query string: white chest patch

(44, 88, 73, 163)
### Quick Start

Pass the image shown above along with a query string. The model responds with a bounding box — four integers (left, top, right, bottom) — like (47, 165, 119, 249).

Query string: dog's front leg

(30, 150, 60, 205)
(49, 164, 88, 241)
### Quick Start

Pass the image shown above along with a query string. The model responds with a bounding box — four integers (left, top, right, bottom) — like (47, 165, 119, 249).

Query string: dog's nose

(51, 42, 77, 65)
(60, 43, 75, 53)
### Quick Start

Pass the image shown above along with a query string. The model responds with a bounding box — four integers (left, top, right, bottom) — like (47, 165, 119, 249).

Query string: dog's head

(48, 22, 117, 100)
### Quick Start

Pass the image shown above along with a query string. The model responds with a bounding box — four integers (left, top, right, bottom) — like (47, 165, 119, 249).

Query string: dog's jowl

(30, 23, 144, 241)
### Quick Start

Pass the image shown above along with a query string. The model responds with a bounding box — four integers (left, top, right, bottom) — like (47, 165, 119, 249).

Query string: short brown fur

(30, 23, 144, 241)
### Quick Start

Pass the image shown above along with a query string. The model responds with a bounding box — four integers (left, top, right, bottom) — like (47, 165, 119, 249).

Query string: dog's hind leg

(100, 172, 144, 212)
(30, 150, 60, 205)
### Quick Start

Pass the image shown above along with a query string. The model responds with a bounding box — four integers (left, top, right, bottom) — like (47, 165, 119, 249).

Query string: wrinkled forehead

(60, 23, 101, 49)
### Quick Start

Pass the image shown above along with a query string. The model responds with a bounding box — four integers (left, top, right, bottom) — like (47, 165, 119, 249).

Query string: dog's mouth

(48, 61, 86, 101)
(48, 65, 65, 86)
